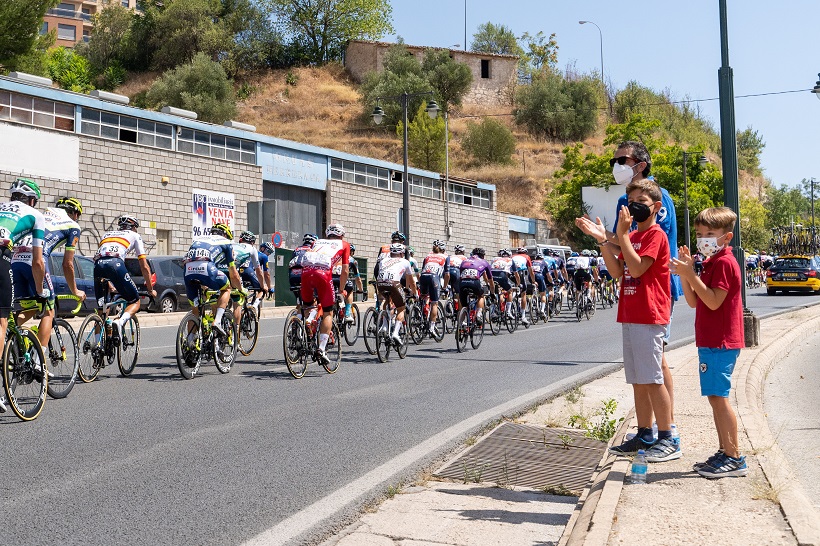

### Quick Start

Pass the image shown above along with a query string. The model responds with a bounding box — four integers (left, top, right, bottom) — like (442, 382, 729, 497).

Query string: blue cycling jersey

(186, 235, 235, 270)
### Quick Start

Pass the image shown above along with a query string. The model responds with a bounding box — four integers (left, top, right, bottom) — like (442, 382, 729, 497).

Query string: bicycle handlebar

(57, 293, 83, 315)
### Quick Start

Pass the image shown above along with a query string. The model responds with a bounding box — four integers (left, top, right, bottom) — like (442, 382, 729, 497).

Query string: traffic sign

(272, 231, 283, 248)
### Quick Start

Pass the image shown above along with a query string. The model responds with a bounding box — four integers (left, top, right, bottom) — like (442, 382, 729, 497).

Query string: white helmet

(390, 243, 406, 255)
(326, 223, 345, 237)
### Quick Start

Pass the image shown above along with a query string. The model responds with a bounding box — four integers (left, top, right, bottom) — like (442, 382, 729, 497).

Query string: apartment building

(42, 0, 137, 47)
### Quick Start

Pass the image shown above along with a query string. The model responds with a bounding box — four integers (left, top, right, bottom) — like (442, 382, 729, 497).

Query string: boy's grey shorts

(622, 323, 667, 384)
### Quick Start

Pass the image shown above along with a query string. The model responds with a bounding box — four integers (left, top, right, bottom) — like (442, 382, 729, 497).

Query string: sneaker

(609, 435, 655, 456)
(644, 437, 682, 463)
(0, 396, 7, 413)
(697, 454, 748, 479)
(693, 450, 725, 471)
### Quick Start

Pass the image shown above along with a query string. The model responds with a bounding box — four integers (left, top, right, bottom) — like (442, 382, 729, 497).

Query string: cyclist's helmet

(591, 250, 598, 257)
(326, 223, 345, 237)
(516, 247, 527, 254)
(118, 214, 140, 231)
(472, 247, 486, 258)
(350, 244, 356, 254)
(303, 233, 318, 245)
(499, 248, 512, 257)
(433, 239, 445, 251)
(10, 177, 41, 201)
(390, 243, 406, 255)
(535, 253, 544, 260)
(454, 244, 466, 254)
(391, 231, 407, 243)
(56, 196, 83, 216)
(409, 246, 415, 255)
(210, 222, 232, 240)
(260, 242, 275, 254)
(570, 252, 579, 257)
(581, 249, 591, 257)
(239, 230, 256, 244)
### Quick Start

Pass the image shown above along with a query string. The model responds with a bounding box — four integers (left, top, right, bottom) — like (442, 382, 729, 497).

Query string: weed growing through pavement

(385, 483, 402, 499)
(495, 450, 519, 490)
(750, 476, 781, 504)
(569, 398, 623, 442)
(565, 385, 583, 404)
(541, 483, 579, 497)
(462, 457, 490, 484)
(465, 436, 477, 447)
(557, 433, 575, 449)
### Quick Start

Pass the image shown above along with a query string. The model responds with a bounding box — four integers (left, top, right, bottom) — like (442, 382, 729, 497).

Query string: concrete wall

(0, 133, 262, 256)
(327, 179, 507, 262)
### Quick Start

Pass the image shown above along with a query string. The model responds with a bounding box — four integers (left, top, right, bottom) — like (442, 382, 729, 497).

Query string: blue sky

(386, 0, 820, 189)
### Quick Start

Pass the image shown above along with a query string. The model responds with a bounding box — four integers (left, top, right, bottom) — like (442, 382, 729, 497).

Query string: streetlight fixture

(812, 73, 820, 100)
(372, 92, 439, 252)
(578, 21, 604, 86)
(681, 151, 709, 247)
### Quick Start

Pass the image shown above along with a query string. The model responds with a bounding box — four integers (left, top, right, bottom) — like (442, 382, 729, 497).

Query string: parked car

(125, 255, 189, 313)
(49, 252, 99, 316)
(766, 255, 820, 295)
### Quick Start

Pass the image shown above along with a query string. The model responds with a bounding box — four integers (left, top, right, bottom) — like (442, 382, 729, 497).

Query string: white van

(526, 244, 572, 262)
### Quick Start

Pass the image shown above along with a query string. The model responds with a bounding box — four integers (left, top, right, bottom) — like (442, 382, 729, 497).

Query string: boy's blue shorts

(697, 347, 740, 398)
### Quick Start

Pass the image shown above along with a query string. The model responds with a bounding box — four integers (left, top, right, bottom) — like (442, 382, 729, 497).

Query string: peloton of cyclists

(511, 247, 535, 325)
(490, 249, 519, 317)
(375, 242, 418, 346)
(419, 240, 450, 337)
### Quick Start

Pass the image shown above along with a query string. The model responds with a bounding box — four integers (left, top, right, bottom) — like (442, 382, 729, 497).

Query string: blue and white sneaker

(609, 435, 655, 456)
(697, 454, 748, 478)
(644, 437, 682, 463)
(693, 450, 724, 471)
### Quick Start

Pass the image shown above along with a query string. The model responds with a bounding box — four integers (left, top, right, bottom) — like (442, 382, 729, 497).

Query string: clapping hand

(670, 246, 695, 279)
(616, 205, 632, 239)
(575, 214, 606, 242)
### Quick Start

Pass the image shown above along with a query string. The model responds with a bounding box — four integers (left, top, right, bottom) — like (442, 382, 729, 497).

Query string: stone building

(345, 40, 519, 107)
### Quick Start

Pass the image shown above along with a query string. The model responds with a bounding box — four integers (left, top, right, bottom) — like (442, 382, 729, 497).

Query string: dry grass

(115, 71, 162, 97)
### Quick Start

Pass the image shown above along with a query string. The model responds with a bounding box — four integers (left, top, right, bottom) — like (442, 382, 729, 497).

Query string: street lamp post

(372, 92, 439, 253)
(578, 21, 604, 86)
(681, 151, 708, 247)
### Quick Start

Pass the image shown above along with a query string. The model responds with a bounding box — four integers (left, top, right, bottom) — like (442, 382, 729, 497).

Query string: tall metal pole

(444, 111, 450, 239)
(464, 0, 467, 51)
(682, 152, 690, 247)
(812, 177, 816, 255)
(402, 92, 410, 256)
(717, 0, 745, 307)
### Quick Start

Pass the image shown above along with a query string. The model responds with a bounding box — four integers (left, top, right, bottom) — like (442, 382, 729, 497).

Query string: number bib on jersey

(462, 268, 479, 279)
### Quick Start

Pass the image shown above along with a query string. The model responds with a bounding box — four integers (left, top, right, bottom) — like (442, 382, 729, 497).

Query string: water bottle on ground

(652, 421, 658, 440)
(670, 424, 680, 449)
(628, 450, 648, 484)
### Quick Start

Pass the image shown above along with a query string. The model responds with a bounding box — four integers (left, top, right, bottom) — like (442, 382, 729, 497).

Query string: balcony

(47, 8, 93, 21)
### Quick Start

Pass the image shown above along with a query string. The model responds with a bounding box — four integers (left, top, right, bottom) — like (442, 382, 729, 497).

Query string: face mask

(612, 163, 635, 185)
(627, 201, 653, 223)
(696, 235, 726, 257)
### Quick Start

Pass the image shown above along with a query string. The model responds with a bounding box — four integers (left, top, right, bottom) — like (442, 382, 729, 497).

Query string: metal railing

(47, 8, 92, 21)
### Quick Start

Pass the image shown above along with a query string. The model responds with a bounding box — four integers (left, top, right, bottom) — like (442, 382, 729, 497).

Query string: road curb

(735, 310, 820, 546)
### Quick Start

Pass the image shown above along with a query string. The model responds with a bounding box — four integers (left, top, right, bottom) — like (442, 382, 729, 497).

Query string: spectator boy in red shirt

(671, 207, 747, 478)
(595, 179, 678, 462)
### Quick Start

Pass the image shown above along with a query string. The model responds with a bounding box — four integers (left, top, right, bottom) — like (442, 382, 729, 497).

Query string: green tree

(150, 0, 230, 70)
(0, 0, 58, 71)
(461, 118, 516, 166)
(79, 2, 133, 74)
(736, 126, 765, 177)
(46, 47, 95, 93)
(471, 22, 523, 57)
(268, 0, 393, 64)
(397, 103, 446, 171)
(146, 52, 236, 123)
(740, 191, 768, 251)
(514, 70, 599, 141)
(10, 32, 55, 77)
(520, 31, 558, 74)
(766, 183, 809, 228)
(420, 48, 472, 112)
(360, 43, 430, 127)
(221, 0, 289, 74)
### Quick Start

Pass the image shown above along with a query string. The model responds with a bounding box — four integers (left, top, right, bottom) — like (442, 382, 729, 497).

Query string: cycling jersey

(42, 207, 80, 258)
(233, 242, 260, 272)
(333, 256, 358, 291)
(257, 251, 270, 272)
(0, 200, 45, 250)
(448, 254, 465, 271)
(531, 258, 549, 293)
(565, 256, 578, 273)
(303, 238, 350, 271)
(490, 256, 513, 275)
(574, 256, 591, 270)
(185, 235, 235, 268)
(377, 256, 413, 285)
(459, 256, 491, 307)
(288, 243, 313, 293)
(95, 229, 147, 260)
(745, 255, 760, 268)
(511, 254, 532, 273)
(421, 252, 450, 279)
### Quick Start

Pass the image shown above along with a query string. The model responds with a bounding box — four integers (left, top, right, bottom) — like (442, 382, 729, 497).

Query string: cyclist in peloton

(448, 244, 467, 304)
(337, 244, 362, 322)
(458, 247, 495, 320)
(93, 215, 157, 339)
(490, 249, 519, 317)
(408, 246, 420, 283)
(511, 247, 535, 325)
(235, 231, 267, 310)
(300, 224, 350, 364)
(183, 222, 243, 335)
(15, 196, 85, 352)
(0, 178, 49, 409)
(596, 247, 616, 295)
(289, 233, 318, 305)
(258, 242, 275, 299)
(419, 240, 450, 337)
(530, 252, 551, 318)
(374, 231, 406, 309)
(376, 242, 417, 345)
(572, 249, 596, 307)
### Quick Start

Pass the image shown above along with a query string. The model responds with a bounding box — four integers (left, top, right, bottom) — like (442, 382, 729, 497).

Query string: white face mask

(696, 234, 727, 258)
(612, 163, 635, 185)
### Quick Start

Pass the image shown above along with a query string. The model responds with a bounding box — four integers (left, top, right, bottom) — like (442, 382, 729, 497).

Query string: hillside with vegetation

(2, 0, 811, 250)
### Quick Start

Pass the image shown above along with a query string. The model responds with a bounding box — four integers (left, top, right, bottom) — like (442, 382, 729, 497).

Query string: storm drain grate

(435, 422, 606, 493)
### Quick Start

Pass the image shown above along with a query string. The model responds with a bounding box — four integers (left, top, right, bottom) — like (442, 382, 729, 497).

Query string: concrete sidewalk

(319, 307, 820, 546)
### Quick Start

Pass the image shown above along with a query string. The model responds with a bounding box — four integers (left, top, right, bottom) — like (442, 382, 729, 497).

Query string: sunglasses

(609, 156, 637, 167)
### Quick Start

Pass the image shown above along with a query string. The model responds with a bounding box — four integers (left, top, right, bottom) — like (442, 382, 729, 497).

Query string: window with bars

(448, 183, 491, 209)
(177, 128, 256, 164)
(330, 158, 393, 190)
(0, 91, 75, 132)
(80, 108, 173, 150)
(408, 173, 441, 199)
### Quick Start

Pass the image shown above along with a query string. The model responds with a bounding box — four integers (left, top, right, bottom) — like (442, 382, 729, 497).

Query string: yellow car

(766, 255, 820, 295)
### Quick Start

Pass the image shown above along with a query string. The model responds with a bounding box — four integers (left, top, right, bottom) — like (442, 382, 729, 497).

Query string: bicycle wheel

(487, 301, 501, 336)
(176, 313, 204, 380)
(375, 310, 392, 363)
(470, 310, 485, 349)
(3, 330, 47, 421)
(575, 297, 584, 322)
(118, 314, 140, 376)
(528, 296, 539, 324)
(343, 304, 360, 346)
(408, 305, 425, 345)
(362, 307, 377, 355)
(237, 306, 259, 356)
(455, 307, 469, 352)
(553, 290, 563, 315)
(322, 322, 342, 373)
(396, 319, 409, 359)
(431, 302, 445, 343)
(443, 299, 456, 334)
(284, 315, 308, 378)
(46, 319, 78, 399)
(213, 312, 237, 373)
(77, 314, 104, 383)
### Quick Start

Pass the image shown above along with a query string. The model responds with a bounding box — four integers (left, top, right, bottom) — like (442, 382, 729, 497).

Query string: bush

(146, 53, 236, 124)
(461, 118, 516, 166)
(46, 47, 94, 93)
(513, 71, 599, 141)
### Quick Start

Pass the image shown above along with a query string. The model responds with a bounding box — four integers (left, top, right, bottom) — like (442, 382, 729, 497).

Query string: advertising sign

(192, 189, 235, 238)
(258, 143, 327, 191)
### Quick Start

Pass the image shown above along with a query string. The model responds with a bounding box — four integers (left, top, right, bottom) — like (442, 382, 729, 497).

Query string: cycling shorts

(377, 282, 406, 309)
(301, 268, 335, 311)
(491, 272, 512, 292)
(11, 260, 55, 310)
(534, 274, 547, 294)
(573, 268, 592, 291)
(418, 273, 441, 301)
(459, 279, 485, 308)
(0, 248, 12, 319)
(241, 268, 262, 290)
(517, 273, 534, 296)
(184, 260, 229, 303)
(95, 257, 140, 305)
(599, 270, 613, 282)
(448, 268, 461, 292)
(332, 277, 355, 295)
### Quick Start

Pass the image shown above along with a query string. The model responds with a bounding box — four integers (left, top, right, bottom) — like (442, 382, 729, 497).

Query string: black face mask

(627, 201, 653, 223)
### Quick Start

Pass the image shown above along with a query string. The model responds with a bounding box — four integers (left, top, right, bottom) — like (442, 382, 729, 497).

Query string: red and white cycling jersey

(421, 252, 449, 278)
(491, 256, 513, 273)
(94, 229, 147, 260)
(449, 254, 465, 269)
(511, 254, 532, 272)
(302, 238, 350, 270)
(377, 257, 412, 284)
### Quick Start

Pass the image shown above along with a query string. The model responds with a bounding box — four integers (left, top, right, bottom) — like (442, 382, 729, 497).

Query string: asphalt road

(0, 287, 814, 545)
